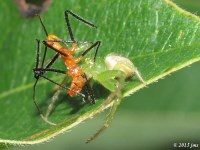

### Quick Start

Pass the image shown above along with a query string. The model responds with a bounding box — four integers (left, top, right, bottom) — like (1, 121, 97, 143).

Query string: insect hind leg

(64, 10, 97, 42)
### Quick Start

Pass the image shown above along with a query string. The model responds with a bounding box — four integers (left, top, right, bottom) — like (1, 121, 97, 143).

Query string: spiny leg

(33, 68, 66, 74)
(37, 16, 61, 70)
(33, 67, 65, 125)
(43, 8, 101, 60)
(44, 39, 93, 45)
(82, 73, 95, 104)
(81, 41, 101, 62)
(37, 16, 61, 69)
(43, 41, 68, 57)
(64, 10, 100, 61)
(33, 40, 62, 121)
(64, 10, 97, 42)
(35, 39, 40, 69)
(33, 39, 43, 116)
(41, 45, 47, 68)
(33, 78, 41, 114)
(34, 39, 60, 70)
(44, 39, 101, 63)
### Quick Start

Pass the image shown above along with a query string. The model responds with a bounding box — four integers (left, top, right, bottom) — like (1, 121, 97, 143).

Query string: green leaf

(1, 0, 200, 147)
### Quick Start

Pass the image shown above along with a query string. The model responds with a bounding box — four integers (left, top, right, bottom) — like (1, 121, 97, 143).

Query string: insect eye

(105, 54, 136, 78)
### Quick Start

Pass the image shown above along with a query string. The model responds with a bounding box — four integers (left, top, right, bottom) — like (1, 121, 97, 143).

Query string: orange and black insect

(33, 10, 101, 124)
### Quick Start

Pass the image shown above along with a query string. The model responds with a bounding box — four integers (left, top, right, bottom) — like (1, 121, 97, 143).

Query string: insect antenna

(38, 15, 48, 36)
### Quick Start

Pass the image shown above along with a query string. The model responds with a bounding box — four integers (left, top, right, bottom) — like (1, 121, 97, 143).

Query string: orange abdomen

(68, 75, 86, 97)
(66, 65, 86, 96)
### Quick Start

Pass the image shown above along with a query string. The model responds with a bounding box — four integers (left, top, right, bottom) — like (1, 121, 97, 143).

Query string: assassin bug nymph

(33, 10, 100, 125)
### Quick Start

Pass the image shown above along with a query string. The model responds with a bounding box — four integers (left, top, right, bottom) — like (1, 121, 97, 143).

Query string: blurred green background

(8, 0, 200, 149)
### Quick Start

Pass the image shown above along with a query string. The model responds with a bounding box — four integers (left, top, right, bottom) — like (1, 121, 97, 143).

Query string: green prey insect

(81, 53, 146, 143)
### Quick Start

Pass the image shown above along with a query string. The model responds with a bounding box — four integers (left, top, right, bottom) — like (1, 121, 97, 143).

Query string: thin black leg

(43, 41, 68, 57)
(35, 39, 40, 69)
(39, 74, 85, 97)
(44, 39, 101, 62)
(44, 53, 60, 69)
(41, 45, 47, 68)
(93, 41, 101, 62)
(44, 39, 75, 44)
(44, 39, 93, 45)
(33, 11, 100, 118)
(65, 10, 97, 42)
(33, 40, 60, 116)
(81, 41, 101, 62)
(33, 40, 60, 78)
(33, 68, 66, 75)
(33, 78, 42, 114)
(82, 73, 95, 104)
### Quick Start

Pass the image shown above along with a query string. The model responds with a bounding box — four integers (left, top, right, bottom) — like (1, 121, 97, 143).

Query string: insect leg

(44, 39, 94, 45)
(33, 40, 60, 116)
(44, 53, 59, 69)
(38, 74, 85, 125)
(82, 73, 95, 104)
(81, 41, 101, 62)
(34, 39, 60, 74)
(33, 39, 43, 117)
(33, 78, 41, 114)
(42, 41, 68, 57)
(44, 77, 69, 122)
(33, 68, 66, 75)
(41, 45, 47, 68)
(35, 39, 40, 69)
(33, 40, 70, 125)
(64, 10, 97, 42)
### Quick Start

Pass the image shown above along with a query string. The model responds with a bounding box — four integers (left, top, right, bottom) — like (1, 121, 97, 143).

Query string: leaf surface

(1, 0, 200, 147)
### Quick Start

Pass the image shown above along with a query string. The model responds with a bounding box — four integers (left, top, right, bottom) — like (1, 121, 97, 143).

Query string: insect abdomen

(67, 66, 86, 96)
(68, 75, 86, 96)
